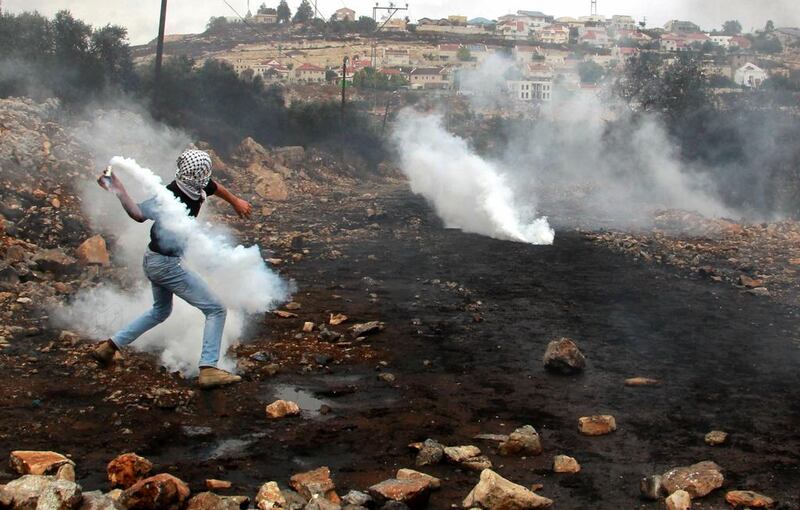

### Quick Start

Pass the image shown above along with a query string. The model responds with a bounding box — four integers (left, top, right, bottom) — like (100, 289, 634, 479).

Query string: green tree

(752, 34, 783, 54)
(277, 0, 291, 24)
(765, 20, 775, 33)
(90, 24, 136, 90)
(578, 60, 604, 84)
(293, 0, 314, 23)
(355, 16, 377, 33)
(722, 20, 742, 35)
(457, 46, 472, 61)
(206, 16, 229, 33)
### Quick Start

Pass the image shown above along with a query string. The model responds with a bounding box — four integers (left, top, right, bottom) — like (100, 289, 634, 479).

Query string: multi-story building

(664, 20, 701, 33)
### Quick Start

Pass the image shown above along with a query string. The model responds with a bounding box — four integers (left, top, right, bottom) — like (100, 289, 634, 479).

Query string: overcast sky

(4, 0, 799, 45)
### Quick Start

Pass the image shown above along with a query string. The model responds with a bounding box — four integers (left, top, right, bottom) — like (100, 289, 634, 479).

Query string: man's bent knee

(152, 304, 173, 323)
(203, 303, 226, 319)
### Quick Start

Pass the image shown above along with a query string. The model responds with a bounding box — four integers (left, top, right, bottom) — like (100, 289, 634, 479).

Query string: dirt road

(2, 184, 799, 508)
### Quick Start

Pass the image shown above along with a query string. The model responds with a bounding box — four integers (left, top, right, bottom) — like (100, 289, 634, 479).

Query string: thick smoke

(392, 110, 555, 245)
(52, 106, 291, 374)
(393, 54, 735, 238)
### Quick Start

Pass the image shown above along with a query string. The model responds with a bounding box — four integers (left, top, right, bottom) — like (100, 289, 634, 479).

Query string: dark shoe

(91, 339, 119, 366)
(198, 367, 242, 389)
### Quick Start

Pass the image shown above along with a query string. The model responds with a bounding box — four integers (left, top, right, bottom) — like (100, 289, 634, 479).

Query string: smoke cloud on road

(392, 110, 555, 245)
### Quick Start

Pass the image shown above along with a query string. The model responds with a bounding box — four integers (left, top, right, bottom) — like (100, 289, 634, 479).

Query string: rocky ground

(586, 209, 800, 305)
(1, 97, 800, 509)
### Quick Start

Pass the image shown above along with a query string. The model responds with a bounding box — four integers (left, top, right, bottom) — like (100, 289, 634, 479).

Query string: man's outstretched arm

(213, 182, 252, 218)
(97, 172, 146, 223)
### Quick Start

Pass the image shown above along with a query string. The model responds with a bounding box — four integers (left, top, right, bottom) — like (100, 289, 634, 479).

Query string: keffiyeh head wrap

(175, 149, 213, 200)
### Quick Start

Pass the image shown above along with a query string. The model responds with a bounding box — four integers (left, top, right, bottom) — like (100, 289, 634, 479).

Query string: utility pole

(590, 0, 597, 16)
(371, 2, 409, 67)
(341, 56, 349, 112)
(154, 0, 169, 107)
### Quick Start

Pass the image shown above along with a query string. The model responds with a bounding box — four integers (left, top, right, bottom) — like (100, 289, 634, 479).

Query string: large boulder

(443, 446, 482, 464)
(75, 235, 110, 266)
(107, 453, 153, 489)
(368, 478, 432, 508)
(661, 461, 723, 498)
(462, 469, 552, 509)
(499, 426, 542, 456)
(289, 467, 339, 504)
(543, 338, 586, 374)
(273, 146, 305, 165)
(10, 451, 75, 476)
(118, 473, 190, 510)
(35, 479, 82, 510)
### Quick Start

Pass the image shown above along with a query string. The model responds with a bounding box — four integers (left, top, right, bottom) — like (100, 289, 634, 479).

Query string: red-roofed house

(293, 63, 327, 83)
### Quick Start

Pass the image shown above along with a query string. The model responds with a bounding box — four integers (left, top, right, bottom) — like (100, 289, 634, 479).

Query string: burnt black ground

(2, 184, 800, 509)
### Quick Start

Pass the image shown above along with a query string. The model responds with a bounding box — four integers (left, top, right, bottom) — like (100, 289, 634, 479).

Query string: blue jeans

(111, 250, 227, 367)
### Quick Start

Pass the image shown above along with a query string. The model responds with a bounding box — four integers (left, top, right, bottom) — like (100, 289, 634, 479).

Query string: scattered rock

(349, 322, 385, 338)
(462, 469, 553, 509)
(377, 373, 396, 384)
(56, 463, 76, 482)
(738, 275, 764, 288)
(639, 475, 664, 500)
(265, 400, 301, 419)
(329, 314, 348, 326)
(205, 480, 232, 490)
(725, 490, 775, 508)
(119, 473, 190, 510)
(473, 434, 509, 443)
(33, 249, 78, 274)
(499, 426, 542, 456)
(341, 490, 372, 507)
(302, 322, 315, 333)
(289, 467, 339, 504)
(0, 475, 52, 509)
(274, 311, 298, 319)
(704, 430, 728, 446)
(577, 415, 616, 436)
(747, 287, 770, 297)
(79, 490, 124, 510)
(543, 338, 586, 374)
(662, 461, 724, 498)
(255, 481, 285, 510)
(396, 469, 440, 490)
(459, 456, 493, 472)
(304, 494, 341, 510)
(415, 440, 444, 467)
(186, 492, 241, 510)
(443, 446, 482, 464)
(624, 377, 659, 386)
(36, 480, 82, 510)
(10, 450, 75, 476)
(75, 235, 110, 266)
(553, 455, 580, 474)
(107, 453, 153, 489)
(285, 302, 302, 310)
(665, 489, 691, 510)
(368, 478, 432, 507)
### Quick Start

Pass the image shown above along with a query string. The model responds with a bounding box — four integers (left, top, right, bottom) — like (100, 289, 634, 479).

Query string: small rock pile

(586, 209, 800, 301)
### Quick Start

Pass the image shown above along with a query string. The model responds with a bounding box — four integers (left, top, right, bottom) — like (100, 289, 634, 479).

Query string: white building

(734, 63, 768, 88)
(610, 15, 637, 31)
(507, 78, 552, 101)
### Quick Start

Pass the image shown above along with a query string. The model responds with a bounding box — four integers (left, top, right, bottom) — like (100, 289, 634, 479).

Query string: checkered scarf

(175, 149, 213, 200)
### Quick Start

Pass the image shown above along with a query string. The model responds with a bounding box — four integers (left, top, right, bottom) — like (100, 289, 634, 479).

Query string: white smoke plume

(392, 110, 555, 245)
(393, 54, 735, 238)
(52, 106, 291, 374)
